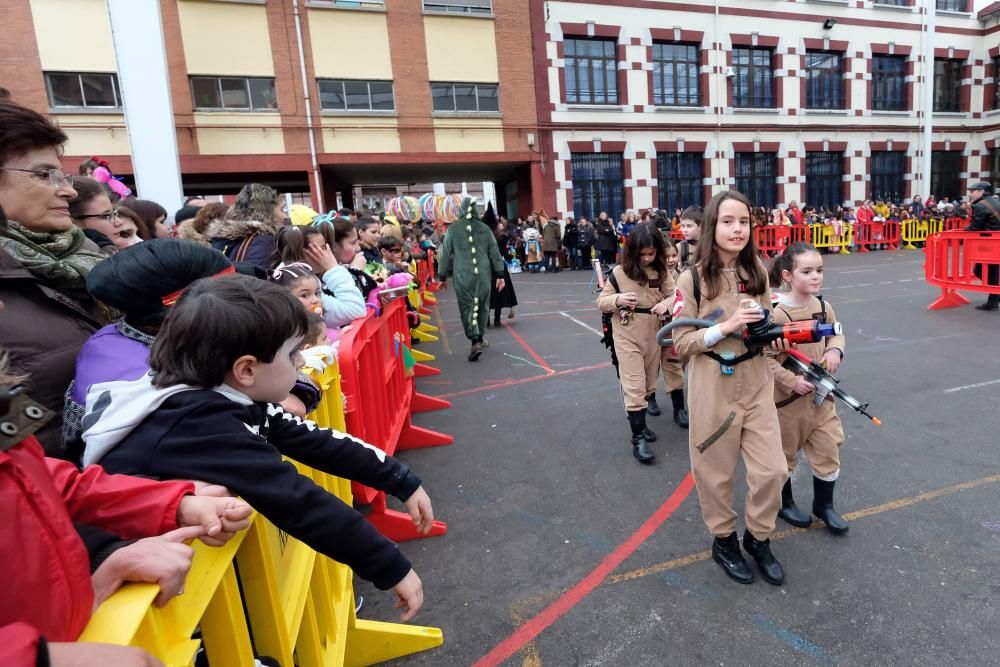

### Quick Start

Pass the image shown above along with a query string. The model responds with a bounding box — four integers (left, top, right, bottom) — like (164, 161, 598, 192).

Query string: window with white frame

(423, 0, 491, 14)
(45, 72, 121, 110)
(190, 76, 277, 111)
(308, 0, 385, 7)
(318, 79, 395, 111)
(430, 82, 499, 112)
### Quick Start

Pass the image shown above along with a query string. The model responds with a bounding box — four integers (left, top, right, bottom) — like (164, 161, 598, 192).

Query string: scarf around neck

(0, 219, 106, 291)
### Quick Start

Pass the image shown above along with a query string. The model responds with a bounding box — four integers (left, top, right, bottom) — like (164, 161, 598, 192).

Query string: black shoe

(468, 340, 483, 362)
(494, 318, 501, 327)
(975, 303, 999, 311)
(778, 479, 812, 528)
(669, 389, 688, 428)
(643, 427, 657, 442)
(742, 532, 785, 586)
(646, 394, 661, 416)
(627, 410, 655, 464)
(712, 533, 754, 584)
(812, 477, 849, 535)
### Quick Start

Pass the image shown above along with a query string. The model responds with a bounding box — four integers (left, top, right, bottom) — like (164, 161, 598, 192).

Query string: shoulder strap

(979, 197, 1000, 225)
(232, 233, 258, 263)
(691, 267, 701, 308)
(608, 269, 621, 294)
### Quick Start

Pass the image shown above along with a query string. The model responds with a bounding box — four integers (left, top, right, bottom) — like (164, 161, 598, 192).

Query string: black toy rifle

(783, 349, 881, 425)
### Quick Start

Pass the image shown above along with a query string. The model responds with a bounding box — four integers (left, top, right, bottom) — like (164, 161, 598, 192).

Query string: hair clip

(161, 265, 235, 307)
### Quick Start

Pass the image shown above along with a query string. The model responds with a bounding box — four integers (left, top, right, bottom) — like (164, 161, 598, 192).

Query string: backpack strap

(607, 269, 621, 294)
(979, 196, 1000, 226)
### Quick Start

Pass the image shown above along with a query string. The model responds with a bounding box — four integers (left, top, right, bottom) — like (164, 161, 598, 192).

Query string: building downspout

(714, 0, 723, 198)
(292, 0, 324, 212)
(922, 0, 935, 199)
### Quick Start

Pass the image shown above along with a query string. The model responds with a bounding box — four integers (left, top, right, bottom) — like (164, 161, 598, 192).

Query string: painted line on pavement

(942, 378, 1000, 393)
(432, 362, 610, 399)
(472, 473, 697, 667)
(502, 322, 554, 373)
(560, 310, 603, 335)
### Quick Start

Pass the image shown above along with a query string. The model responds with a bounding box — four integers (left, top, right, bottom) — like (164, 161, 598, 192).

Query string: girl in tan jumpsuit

(598, 224, 674, 464)
(672, 191, 788, 586)
(658, 239, 689, 428)
(766, 242, 849, 534)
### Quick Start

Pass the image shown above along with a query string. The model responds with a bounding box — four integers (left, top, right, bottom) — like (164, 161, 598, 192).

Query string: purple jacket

(71, 324, 151, 405)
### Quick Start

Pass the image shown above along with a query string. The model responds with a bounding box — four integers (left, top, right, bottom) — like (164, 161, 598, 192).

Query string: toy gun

(782, 348, 881, 425)
(742, 302, 842, 348)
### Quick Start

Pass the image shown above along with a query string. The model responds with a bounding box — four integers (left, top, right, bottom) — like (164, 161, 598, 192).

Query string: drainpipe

(714, 0, 723, 197)
(292, 0, 324, 212)
(922, 0, 935, 198)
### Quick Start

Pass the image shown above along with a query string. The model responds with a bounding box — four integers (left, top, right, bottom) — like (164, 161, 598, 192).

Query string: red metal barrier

(754, 225, 789, 258)
(943, 217, 968, 232)
(669, 229, 684, 241)
(337, 298, 452, 541)
(788, 224, 811, 245)
(924, 231, 1000, 310)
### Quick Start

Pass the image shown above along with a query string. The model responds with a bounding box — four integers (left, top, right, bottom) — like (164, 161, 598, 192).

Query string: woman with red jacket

(0, 361, 251, 666)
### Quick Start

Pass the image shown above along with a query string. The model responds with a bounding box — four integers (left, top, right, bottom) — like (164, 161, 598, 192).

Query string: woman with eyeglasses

(68, 177, 143, 252)
(0, 100, 109, 458)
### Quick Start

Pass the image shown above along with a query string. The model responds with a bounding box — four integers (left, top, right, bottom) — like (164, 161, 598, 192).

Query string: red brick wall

(159, 0, 199, 155)
(386, 0, 435, 153)
(0, 0, 48, 112)
(494, 0, 538, 154)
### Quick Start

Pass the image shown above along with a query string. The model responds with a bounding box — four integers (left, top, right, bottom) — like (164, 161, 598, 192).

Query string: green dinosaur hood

(458, 197, 480, 222)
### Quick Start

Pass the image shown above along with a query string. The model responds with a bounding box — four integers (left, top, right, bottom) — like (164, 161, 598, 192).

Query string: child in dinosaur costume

(436, 197, 506, 361)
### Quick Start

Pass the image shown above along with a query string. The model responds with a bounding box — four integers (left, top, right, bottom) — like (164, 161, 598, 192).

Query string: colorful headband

(310, 212, 336, 227)
(161, 265, 236, 307)
(271, 261, 313, 280)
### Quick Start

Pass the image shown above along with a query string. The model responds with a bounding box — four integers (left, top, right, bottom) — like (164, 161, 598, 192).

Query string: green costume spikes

(436, 197, 505, 342)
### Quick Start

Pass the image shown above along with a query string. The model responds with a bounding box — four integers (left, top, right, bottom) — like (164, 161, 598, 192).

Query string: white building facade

(531, 0, 1000, 219)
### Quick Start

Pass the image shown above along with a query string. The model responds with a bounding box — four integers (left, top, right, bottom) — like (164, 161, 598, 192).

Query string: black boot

(627, 410, 655, 464)
(812, 477, 849, 535)
(777, 479, 812, 528)
(742, 531, 785, 586)
(712, 532, 754, 584)
(646, 393, 661, 416)
(643, 427, 657, 442)
(670, 389, 689, 428)
(468, 339, 483, 362)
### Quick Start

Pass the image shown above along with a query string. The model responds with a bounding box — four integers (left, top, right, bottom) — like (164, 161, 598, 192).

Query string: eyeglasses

(0, 166, 75, 188)
(74, 209, 119, 223)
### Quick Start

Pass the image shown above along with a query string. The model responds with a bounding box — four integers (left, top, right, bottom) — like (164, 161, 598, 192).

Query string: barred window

(805, 51, 844, 110)
(994, 58, 1000, 111)
(571, 153, 625, 221)
(930, 151, 962, 201)
(872, 56, 907, 111)
(318, 79, 395, 111)
(422, 0, 492, 14)
(564, 38, 618, 105)
(190, 76, 277, 111)
(805, 152, 844, 210)
(936, 0, 967, 11)
(45, 72, 121, 110)
(870, 151, 906, 202)
(732, 47, 775, 108)
(874, 0, 908, 5)
(933, 59, 962, 112)
(657, 153, 703, 212)
(651, 43, 699, 106)
(734, 152, 777, 208)
(990, 148, 1000, 195)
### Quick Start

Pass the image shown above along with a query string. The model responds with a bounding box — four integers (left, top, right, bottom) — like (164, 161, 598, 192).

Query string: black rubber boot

(670, 389, 689, 428)
(777, 479, 812, 528)
(812, 477, 849, 535)
(742, 532, 785, 586)
(646, 393, 661, 416)
(712, 532, 754, 584)
(468, 339, 483, 362)
(627, 410, 655, 464)
(643, 427, 657, 442)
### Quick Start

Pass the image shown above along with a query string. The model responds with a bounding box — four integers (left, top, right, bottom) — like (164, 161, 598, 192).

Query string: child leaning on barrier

(79, 274, 434, 621)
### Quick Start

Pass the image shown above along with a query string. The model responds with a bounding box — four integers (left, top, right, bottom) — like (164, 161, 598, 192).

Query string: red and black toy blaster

(782, 348, 882, 426)
(743, 305, 843, 349)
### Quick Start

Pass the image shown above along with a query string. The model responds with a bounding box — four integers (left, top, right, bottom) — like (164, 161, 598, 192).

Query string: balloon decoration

(386, 192, 467, 223)
(439, 194, 462, 223)
(386, 195, 421, 222)
(419, 193, 439, 221)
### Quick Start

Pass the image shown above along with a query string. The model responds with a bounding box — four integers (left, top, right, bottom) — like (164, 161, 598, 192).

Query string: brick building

(530, 0, 1000, 220)
(0, 0, 541, 216)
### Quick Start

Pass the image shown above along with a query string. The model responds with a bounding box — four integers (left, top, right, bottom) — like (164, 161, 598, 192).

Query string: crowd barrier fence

(80, 361, 444, 666)
(924, 230, 1000, 309)
(337, 298, 452, 542)
(809, 223, 854, 254)
(855, 221, 900, 252)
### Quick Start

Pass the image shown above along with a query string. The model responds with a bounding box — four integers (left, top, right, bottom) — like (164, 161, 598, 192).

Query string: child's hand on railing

(404, 485, 435, 535)
(394, 568, 424, 622)
(176, 495, 253, 547)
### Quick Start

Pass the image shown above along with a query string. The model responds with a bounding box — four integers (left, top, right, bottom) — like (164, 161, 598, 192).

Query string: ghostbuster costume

(766, 294, 849, 534)
(436, 198, 505, 361)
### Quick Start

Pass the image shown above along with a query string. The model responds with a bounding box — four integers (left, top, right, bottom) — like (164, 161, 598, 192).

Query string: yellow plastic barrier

(80, 361, 443, 665)
(809, 223, 854, 254)
(900, 217, 945, 249)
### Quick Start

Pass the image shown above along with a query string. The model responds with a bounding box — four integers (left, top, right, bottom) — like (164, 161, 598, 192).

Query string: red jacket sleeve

(0, 622, 43, 667)
(45, 458, 195, 538)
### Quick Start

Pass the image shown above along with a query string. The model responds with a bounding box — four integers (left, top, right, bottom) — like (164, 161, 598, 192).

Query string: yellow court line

(432, 299, 451, 355)
(514, 472, 1000, 665)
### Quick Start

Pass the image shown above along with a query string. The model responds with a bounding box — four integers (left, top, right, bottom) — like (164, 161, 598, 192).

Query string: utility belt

(705, 348, 762, 375)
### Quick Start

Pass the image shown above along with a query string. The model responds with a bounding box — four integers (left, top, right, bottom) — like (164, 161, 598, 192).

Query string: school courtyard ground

(357, 249, 999, 666)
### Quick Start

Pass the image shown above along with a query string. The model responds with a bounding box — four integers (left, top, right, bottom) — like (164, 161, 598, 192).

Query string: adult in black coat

(594, 211, 619, 269)
(562, 217, 580, 269)
(966, 182, 1000, 310)
(577, 217, 595, 269)
(483, 202, 518, 325)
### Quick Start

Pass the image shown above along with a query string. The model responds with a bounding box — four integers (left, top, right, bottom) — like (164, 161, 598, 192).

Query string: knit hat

(174, 205, 200, 225)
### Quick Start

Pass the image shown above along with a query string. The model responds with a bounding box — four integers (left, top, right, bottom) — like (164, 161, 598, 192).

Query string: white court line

(943, 378, 1000, 394)
(560, 310, 603, 336)
(839, 268, 875, 274)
